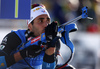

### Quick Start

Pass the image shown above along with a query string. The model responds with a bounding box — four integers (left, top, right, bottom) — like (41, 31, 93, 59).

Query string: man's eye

(47, 19, 50, 22)
(47, 20, 50, 22)
(39, 20, 43, 23)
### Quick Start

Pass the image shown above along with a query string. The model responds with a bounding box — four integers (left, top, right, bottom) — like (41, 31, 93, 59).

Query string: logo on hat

(33, 7, 41, 12)
(41, 10, 45, 13)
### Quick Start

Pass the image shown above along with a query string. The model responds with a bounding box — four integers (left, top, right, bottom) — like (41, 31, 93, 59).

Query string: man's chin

(42, 31, 45, 33)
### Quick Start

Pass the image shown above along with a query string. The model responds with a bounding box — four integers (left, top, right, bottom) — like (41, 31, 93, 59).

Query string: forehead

(34, 14, 50, 20)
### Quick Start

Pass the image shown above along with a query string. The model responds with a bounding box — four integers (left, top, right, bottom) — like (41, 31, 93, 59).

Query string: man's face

(29, 14, 50, 37)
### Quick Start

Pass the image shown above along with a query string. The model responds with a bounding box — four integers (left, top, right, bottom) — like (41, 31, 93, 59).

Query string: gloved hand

(19, 45, 42, 58)
(45, 21, 59, 48)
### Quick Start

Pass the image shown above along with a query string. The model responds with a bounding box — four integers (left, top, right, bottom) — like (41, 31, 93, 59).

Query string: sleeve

(0, 32, 21, 68)
(42, 40, 60, 69)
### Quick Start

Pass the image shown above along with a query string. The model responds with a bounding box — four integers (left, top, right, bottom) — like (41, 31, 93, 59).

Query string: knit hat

(27, 6, 50, 25)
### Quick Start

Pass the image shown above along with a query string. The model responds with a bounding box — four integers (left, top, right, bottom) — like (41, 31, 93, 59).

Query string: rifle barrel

(59, 15, 82, 27)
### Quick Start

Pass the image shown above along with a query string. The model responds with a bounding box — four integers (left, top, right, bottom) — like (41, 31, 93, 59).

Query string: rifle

(39, 6, 93, 51)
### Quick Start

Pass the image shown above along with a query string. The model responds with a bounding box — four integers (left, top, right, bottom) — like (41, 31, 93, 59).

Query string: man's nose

(44, 22, 48, 27)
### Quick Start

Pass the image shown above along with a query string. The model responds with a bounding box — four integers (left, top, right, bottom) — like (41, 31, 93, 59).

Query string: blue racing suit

(0, 30, 57, 69)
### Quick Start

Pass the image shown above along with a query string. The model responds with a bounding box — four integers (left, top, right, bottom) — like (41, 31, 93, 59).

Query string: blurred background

(0, 0, 100, 69)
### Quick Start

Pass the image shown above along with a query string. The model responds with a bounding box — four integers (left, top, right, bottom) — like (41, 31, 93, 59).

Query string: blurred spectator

(65, 0, 79, 20)
(75, 0, 97, 32)
(87, 23, 98, 33)
(94, 0, 100, 32)
(52, 0, 67, 25)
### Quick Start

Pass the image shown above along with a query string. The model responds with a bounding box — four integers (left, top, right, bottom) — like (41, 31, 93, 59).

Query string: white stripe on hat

(27, 6, 50, 25)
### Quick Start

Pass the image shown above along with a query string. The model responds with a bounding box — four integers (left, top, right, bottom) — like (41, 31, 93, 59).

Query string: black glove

(45, 21, 59, 48)
(19, 45, 42, 58)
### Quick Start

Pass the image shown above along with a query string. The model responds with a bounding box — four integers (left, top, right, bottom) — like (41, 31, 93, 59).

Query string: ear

(28, 23, 32, 31)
